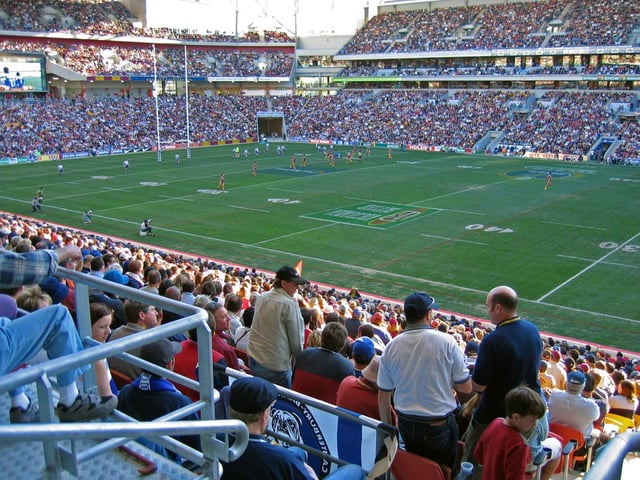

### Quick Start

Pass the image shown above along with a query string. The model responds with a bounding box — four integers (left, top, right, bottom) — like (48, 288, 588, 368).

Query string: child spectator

(474, 386, 547, 480)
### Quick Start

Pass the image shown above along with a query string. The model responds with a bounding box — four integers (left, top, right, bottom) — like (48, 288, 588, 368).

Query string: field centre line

(537, 230, 640, 302)
(543, 221, 607, 231)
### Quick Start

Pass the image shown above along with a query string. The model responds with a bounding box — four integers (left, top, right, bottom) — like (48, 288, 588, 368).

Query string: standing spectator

(475, 386, 547, 480)
(378, 292, 472, 472)
(462, 285, 542, 479)
(248, 266, 309, 387)
(292, 322, 354, 404)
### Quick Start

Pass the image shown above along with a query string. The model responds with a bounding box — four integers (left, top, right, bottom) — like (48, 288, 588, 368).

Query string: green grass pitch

(2, 144, 639, 352)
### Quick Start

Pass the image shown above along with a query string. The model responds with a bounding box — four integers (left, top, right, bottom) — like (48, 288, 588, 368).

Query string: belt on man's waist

(397, 410, 454, 426)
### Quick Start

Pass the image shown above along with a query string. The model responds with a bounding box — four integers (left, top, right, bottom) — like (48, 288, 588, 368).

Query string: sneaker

(56, 393, 117, 422)
(10, 398, 40, 423)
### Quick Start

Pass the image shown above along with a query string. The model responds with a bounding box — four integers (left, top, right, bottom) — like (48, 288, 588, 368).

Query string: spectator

(107, 299, 160, 380)
(475, 386, 547, 480)
(90, 302, 119, 398)
(220, 376, 367, 480)
(248, 266, 309, 387)
(548, 371, 600, 438)
(118, 339, 200, 462)
(234, 304, 254, 352)
(292, 322, 354, 404)
(1, 246, 117, 423)
(462, 285, 542, 479)
(225, 294, 244, 336)
(378, 292, 472, 472)
(608, 379, 638, 419)
(350, 336, 375, 377)
(336, 355, 384, 420)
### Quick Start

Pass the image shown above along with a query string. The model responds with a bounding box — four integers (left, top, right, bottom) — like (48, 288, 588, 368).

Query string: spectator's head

(225, 294, 243, 314)
(403, 292, 438, 324)
(306, 330, 322, 348)
(229, 376, 278, 428)
(90, 302, 113, 343)
(124, 300, 159, 329)
(351, 337, 375, 366)
(90, 256, 105, 272)
(103, 269, 130, 286)
(486, 285, 518, 325)
(140, 339, 181, 373)
(0, 293, 18, 319)
(321, 322, 348, 353)
(242, 306, 255, 328)
(17, 285, 52, 312)
(617, 379, 637, 401)
(504, 386, 546, 434)
(274, 265, 309, 296)
(566, 371, 586, 395)
(38, 276, 69, 305)
(146, 269, 161, 286)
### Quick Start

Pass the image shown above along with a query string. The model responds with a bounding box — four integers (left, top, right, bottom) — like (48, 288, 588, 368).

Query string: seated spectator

(90, 302, 119, 398)
(108, 299, 160, 380)
(1, 246, 117, 423)
(345, 307, 363, 339)
(173, 305, 228, 401)
(350, 337, 375, 378)
(548, 371, 600, 438)
(234, 305, 254, 352)
(292, 322, 354, 404)
(608, 379, 638, 419)
(118, 339, 200, 462)
(336, 356, 385, 421)
(220, 376, 367, 480)
(475, 386, 547, 480)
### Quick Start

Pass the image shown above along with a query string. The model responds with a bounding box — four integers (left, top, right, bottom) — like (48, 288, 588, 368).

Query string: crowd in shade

(1, 89, 639, 163)
(0, 0, 293, 42)
(339, 0, 640, 55)
(0, 39, 294, 78)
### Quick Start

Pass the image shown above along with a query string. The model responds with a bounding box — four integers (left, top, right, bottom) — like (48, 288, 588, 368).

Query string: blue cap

(352, 337, 375, 362)
(103, 270, 130, 285)
(404, 292, 439, 321)
(230, 377, 278, 414)
(567, 371, 586, 385)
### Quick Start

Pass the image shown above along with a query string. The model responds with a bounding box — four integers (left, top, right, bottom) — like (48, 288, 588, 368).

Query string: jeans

(249, 357, 292, 388)
(289, 447, 367, 480)
(397, 412, 459, 472)
(0, 304, 88, 387)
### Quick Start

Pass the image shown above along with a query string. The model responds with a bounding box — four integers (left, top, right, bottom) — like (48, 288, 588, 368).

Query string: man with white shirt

(548, 371, 600, 438)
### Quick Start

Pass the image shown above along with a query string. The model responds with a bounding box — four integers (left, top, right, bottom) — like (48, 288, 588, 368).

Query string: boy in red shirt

(475, 386, 547, 480)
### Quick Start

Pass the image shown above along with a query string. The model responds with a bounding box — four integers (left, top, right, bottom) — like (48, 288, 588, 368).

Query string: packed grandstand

(1, 1, 640, 478)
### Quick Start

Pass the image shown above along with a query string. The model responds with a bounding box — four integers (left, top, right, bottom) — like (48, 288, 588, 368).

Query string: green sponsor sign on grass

(304, 202, 431, 229)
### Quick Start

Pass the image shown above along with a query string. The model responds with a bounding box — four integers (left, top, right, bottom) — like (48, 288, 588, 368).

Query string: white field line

(420, 234, 487, 246)
(542, 221, 607, 231)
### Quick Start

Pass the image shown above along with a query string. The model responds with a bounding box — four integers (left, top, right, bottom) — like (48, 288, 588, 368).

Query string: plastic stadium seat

(390, 448, 450, 480)
(549, 422, 595, 477)
(110, 368, 134, 390)
(604, 413, 636, 432)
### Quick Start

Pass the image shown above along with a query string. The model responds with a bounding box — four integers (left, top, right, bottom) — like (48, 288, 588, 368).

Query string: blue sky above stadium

(147, 0, 377, 36)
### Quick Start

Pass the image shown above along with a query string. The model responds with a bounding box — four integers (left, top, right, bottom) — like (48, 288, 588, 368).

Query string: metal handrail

(583, 431, 640, 480)
(0, 267, 245, 479)
(0, 420, 249, 462)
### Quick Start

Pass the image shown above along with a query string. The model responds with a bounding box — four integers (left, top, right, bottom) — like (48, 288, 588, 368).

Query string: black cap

(140, 339, 181, 369)
(229, 377, 278, 414)
(275, 265, 309, 285)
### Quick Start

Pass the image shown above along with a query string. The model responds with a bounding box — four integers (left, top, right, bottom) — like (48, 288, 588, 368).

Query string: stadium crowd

(339, 0, 640, 55)
(1, 210, 639, 474)
(0, 0, 293, 42)
(1, 89, 638, 163)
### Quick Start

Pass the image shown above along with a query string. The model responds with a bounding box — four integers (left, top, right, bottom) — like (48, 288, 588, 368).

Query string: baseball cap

(275, 265, 309, 285)
(352, 337, 375, 362)
(103, 269, 130, 285)
(404, 292, 439, 321)
(229, 377, 279, 414)
(140, 339, 182, 369)
(567, 371, 586, 393)
(39, 276, 69, 304)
